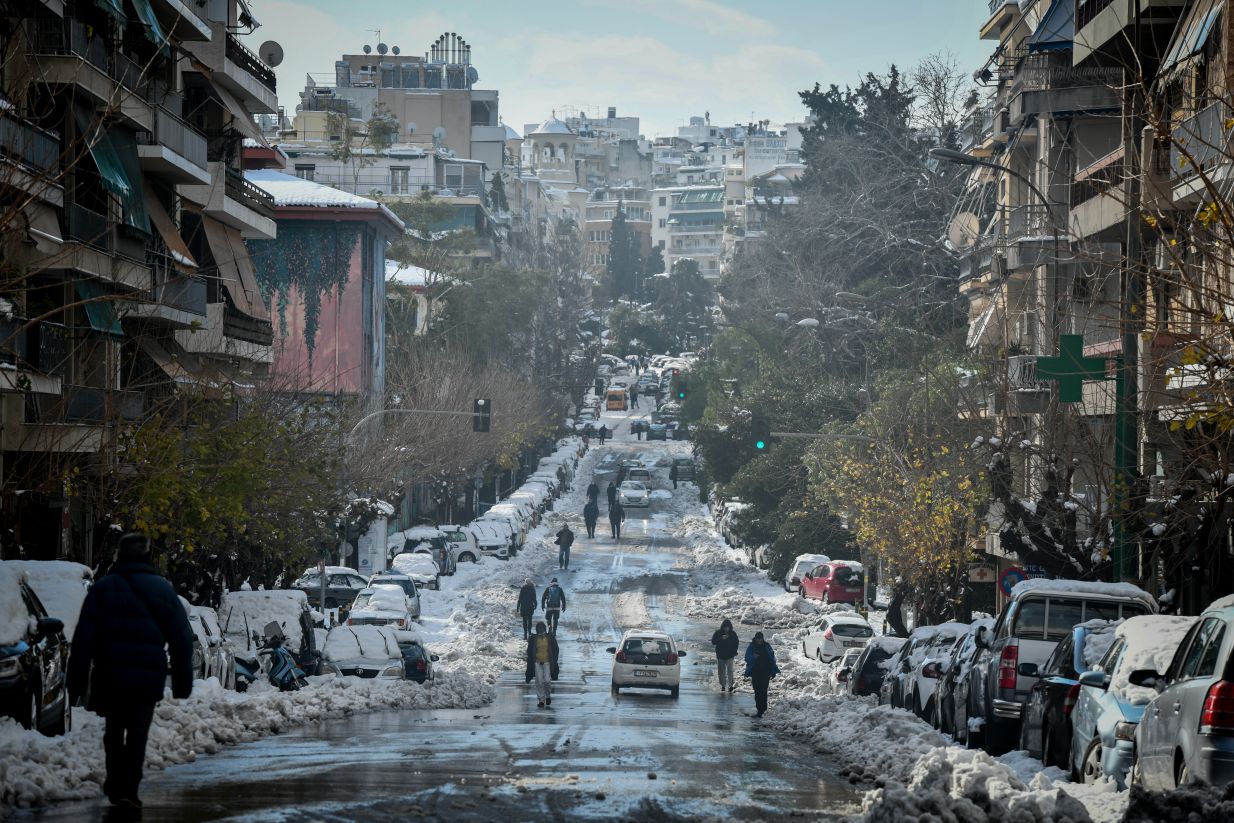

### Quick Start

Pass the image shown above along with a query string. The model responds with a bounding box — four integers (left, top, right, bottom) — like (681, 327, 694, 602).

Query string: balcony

(181, 162, 276, 239)
(176, 302, 272, 364)
(0, 317, 65, 394)
(1074, 0, 1187, 66)
(185, 23, 277, 114)
(1003, 204, 1065, 271)
(1171, 101, 1233, 201)
(958, 236, 997, 283)
(1070, 147, 1128, 239)
(226, 34, 276, 93)
(981, 0, 1023, 39)
(1006, 52, 1122, 127)
(25, 384, 144, 424)
(65, 202, 112, 252)
(0, 109, 63, 205)
(137, 107, 210, 184)
(125, 267, 208, 328)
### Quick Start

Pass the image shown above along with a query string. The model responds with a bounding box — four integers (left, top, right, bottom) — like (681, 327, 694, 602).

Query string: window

(1197, 623, 1227, 677)
(1045, 634, 1077, 678)
(1179, 618, 1220, 680)
(658, 240, 665, 249)
(294, 164, 315, 181)
(1013, 599, 1046, 638)
(659, 218, 666, 228)
(444, 164, 464, 190)
(390, 167, 410, 194)
(1045, 599, 1084, 640)
(1085, 601, 1121, 623)
(1098, 637, 1126, 676)
(659, 196, 667, 206)
(832, 623, 874, 639)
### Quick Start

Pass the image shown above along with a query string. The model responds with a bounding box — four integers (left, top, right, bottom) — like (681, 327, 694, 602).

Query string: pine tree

(605, 198, 642, 301)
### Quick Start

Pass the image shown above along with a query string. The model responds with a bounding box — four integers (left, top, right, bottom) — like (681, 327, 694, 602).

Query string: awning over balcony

(75, 280, 124, 337)
(22, 202, 63, 255)
(94, 0, 126, 25)
(139, 336, 203, 384)
(74, 106, 150, 235)
(211, 82, 268, 146)
(1160, 0, 1224, 82)
(201, 218, 270, 322)
(1027, 0, 1073, 52)
(129, 0, 169, 49)
(143, 182, 197, 272)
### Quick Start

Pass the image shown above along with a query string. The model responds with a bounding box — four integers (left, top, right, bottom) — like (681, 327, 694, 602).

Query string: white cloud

(614, 0, 777, 39)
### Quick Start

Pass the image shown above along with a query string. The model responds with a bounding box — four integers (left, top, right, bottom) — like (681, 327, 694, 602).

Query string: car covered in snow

(347, 584, 419, 629)
(0, 564, 71, 735)
(188, 605, 237, 689)
(387, 526, 458, 575)
(319, 625, 406, 679)
(220, 589, 322, 677)
(969, 579, 1156, 755)
(366, 572, 423, 617)
(801, 613, 875, 663)
(889, 623, 970, 720)
(1130, 596, 1234, 792)
(394, 630, 439, 683)
(292, 566, 369, 610)
(607, 628, 685, 698)
(3, 560, 92, 642)
(468, 520, 513, 560)
(784, 553, 831, 593)
(799, 560, 866, 605)
(437, 525, 481, 564)
(625, 467, 653, 485)
(618, 481, 650, 507)
(848, 635, 906, 697)
(827, 648, 865, 695)
(390, 552, 442, 591)
(934, 618, 995, 739)
(1067, 614, 1197, 787)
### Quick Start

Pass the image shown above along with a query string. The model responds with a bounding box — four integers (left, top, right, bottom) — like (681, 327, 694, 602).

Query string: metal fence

(0, 109, 60, 173)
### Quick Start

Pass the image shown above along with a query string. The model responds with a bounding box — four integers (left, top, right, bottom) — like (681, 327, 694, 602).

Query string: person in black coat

(710, 619, 740, 692)
(583, 499, 600, 538)
(598, 424, 608, 445)
(606, 481, 618, 508)
(609, 500, 626, 540)
(554, 525, 575, 570)
(586, 481, 600, 503)
(515, 578, 537, 639)
(524, 621, 561, 708)
(68, 534, 194, 809)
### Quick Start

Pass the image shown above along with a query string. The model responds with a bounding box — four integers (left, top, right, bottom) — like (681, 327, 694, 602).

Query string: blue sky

(256, 0, 994, 138)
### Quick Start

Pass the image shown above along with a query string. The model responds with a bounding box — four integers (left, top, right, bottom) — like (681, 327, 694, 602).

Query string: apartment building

(0, 0, 276, 561)
(651, 185, 726, 280)
(583, 186, 653, 273)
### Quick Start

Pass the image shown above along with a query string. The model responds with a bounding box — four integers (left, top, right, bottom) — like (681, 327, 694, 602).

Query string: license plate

(633, 670, 658, 678)
(847, 588, 862, 593)
(845, 641, 864, 647)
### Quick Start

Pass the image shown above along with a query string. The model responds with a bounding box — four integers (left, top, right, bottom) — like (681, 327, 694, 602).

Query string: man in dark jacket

(606, 481, 618, 508)
(515, 578, 537, 639)
(541, 578, 567, 634)
(586, 480, 600, 503)
(710, 618, 740, 692)
(609, 500, 626, 540)
(554, 524, 575, 571)
(598, 424, 608, 445)
(524, 621, 560, 708)
(629, 386, 639, 408)
(583, 499, 599, 538)
(743, 632, 781, 718)
(68, 533, 193, 809)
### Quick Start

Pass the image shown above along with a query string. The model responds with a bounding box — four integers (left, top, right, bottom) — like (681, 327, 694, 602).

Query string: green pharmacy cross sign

(1035, 335, 1109, 402)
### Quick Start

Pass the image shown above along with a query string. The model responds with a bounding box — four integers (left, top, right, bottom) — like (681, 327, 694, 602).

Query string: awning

(74, 107, 150, 235)
(1160, 0, 1224, 82)
(75, 280, 124, 337)
(1027, 0, 1074, 52)
(143, 182, 197, 272)
(94, 0, 126, 25)
(201, 218, 270, 321)
(211, 83, 268, 146)
(23, 203, 63, 256)
(139, 337, 203, 384)
(966, 302, 998, 350)
(129, 0, 169, 50)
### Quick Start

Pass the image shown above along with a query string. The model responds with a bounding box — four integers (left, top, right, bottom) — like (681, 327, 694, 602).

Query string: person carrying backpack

(554, 525, 575, 571)
(541, 578, 567, 634)
(710, 618, 740, 692)
(743, 631, 781, 718)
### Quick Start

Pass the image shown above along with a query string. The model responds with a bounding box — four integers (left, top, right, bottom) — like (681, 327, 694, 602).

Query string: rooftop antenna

(367, 28, 382, 46)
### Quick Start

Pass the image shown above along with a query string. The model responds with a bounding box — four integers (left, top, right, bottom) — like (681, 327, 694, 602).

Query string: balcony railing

(225, 33, 276, 92)
(2, 320, 71, 377)
(1072, 147, 1127, 207)
(222, 304, 274, 346)
(141, 107, 208, 170)
(65, 202, 112, 251)
(1076, 0, 1116, 30)
(1171, 101, 1231, 183)
(224, 166, 276, 219)
(25, 385, 144, 424)
(0, 109, 60, 174)
(1004, 203, 1053, 241)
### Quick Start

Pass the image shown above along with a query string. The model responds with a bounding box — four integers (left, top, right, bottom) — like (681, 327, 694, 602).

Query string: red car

(799, 560, 866, 604)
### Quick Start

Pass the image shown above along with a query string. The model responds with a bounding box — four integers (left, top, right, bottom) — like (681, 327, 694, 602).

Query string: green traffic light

(755, 440, 766, 449)
(677, 392, 685, 399)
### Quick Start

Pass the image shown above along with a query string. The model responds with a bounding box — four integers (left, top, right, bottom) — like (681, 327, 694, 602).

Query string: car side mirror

(901, 659, 911, 673)
(1017, 662, 1039, 678)
(430, 654, 440, 662)
(34, 617, 64, 640)
(678, 650, 686, 657)
(1128, 669, 1162, 690)
(606, 647, 617, 654)
(974, 627, 989, 650)
(1078, 670, 1111, 690)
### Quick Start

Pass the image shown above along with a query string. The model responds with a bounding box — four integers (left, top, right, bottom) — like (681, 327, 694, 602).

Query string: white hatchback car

(618, 481, 650, 507)
(607, 629, 685, 698)
(802, 612, 875, 662)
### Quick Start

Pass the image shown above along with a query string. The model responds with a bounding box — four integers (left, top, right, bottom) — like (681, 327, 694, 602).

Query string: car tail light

(923, 663, 942, 679)
(1063, 683, 1081, 716)
(998, 645, 1019, 690)
(416, 660, 427, 672)
(1200, 681, 1234, 734)
(665, 652, 678, 665)
(398, 619, 406, 627)
(837, 670, 849, 682)
(615, 650, 627, 663)
(823, 629, 834, 640)
(346, 618, 353, 626)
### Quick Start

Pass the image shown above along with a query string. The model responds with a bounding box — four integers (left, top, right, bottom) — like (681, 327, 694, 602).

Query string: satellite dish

(947, 212, 980, 249)
(392, 46, 400, 55)
(466, 66, 479, 85)
(362, 44, 372, 54)
(259, 41, 284, 68)
(407, 122, 416, 134)
(433, 126, 446, 139)
(377, 42, 388, 55)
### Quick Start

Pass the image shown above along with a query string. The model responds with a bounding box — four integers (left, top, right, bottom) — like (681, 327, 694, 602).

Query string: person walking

(669, 461, 679, 489)
(743, 631, 781, 718)
(541, 578, 567, 634)
(586, 480, 600, 503)
(554, 524, 575, 571)
(68, 533, 194, 809)
(524, 621, 560, 708)
(598, 424, 608, 445)
(630, 386, 639, 408)
(583, 499, 599, 538)
(516, 578, 538, 639)
(609, 499, 626, 540)
(606, 481, 618, 509)
(711, 619, 740, 693)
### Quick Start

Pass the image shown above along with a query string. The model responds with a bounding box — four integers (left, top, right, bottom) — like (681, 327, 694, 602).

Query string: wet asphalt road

(28, 441, 860, 822)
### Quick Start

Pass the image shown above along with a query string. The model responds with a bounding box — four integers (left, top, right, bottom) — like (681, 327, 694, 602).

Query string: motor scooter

(257, 622, 308, 691)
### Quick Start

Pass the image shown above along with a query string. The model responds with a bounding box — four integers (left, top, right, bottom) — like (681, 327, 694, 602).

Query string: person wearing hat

(541, 577, 567, 634)
(67, 533, 194, 810)
(524, 621, 560, 708)
(516, 578, 538, 639)
(742, 631, 781, 718)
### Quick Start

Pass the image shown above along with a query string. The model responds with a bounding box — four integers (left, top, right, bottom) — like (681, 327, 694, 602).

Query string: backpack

(545, 585, 563, 609)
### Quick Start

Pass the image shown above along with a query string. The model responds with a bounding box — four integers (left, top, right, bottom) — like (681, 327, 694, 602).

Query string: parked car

(646, 423, 669, 441)
(437, 524, 481, 564)
(671, 456, 696, 481)
(626, 467, 653, 485)
(188, 605, 237, 689)
(4, 560, 92, 642)
(292, 565, 370, 609)
(391, 552, 441, 591)
(0, 564, 71, 735)
(1131, 595, 1234, 791)
(1068, 614, 1197, 786)
(848, 636, 906, 697)
(900, 623, 970, 720)
(346, 584, 419, 629)
(1019, 619, 1120, 768)
(319, 625, 406, 679)
(395, 630, 439, 683)
(802, 613, 875, 663)
(828, 648, 865, 695)
(607, 628, 685, 698)
(469, 521, 513, 560)
(784, 553, 831, 593)
(935, 618, 995, 738)
(799, 560, 866, 605)
(969, 579, 1156, 754)
(388, 526, 458, 574)
(618, 481, 650, 507)
(220, 589, 322, 677)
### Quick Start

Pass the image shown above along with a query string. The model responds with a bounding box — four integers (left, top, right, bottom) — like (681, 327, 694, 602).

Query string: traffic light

(751, 413, 771, 451)
(473, 398, 491, 432)
(676, 378, 688, 401)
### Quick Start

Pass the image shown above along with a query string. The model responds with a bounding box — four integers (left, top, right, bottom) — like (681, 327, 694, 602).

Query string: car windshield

(622, 637, 673, 664)
(324, 627, 396, 661)
(832, 623, 874, 638)
(370, 576, 415, 597)
(622, 482, 646, 491)
(444, 531, 467, 542)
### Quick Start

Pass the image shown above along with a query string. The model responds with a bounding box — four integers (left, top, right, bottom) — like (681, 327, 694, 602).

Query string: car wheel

(670, 686, 679, 699)
(460, 553, 477, 563)
(1079, 737, 1105, 783)
(1174, 753, 1190, 789)
(46, 692, 69, 736)
(611, 681, 620, 695)
(23, 686, 39, 731)
(983, 718, 1017, 756)
(816, 648, 824, 663)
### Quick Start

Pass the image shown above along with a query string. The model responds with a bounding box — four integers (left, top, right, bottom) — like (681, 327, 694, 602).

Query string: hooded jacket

(743, 641, 781, 679)
(516, 583, 537, 614)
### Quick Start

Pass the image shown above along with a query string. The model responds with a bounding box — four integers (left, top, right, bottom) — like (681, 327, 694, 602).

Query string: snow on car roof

(299, 565, 362, 580)
(829, 613, 872, 625)
(220, 590, 308, 647)
(3, 560, 93, 641)
(829, 560, 864, 572)
(391, 553, 439, 575)
(354, 585, 409, 612)
(870, 635, 907, 653)
(1010, 578, 1156, 605)
(622, 627, 672, 639)
(323, 625, 400, 662)
(1112, 615, 1198, 705)
(1206, 594, 1234, 612)
(401, 527, 445, 538)
(792, 553, 831, 565)
(0, 564, 35, 646)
